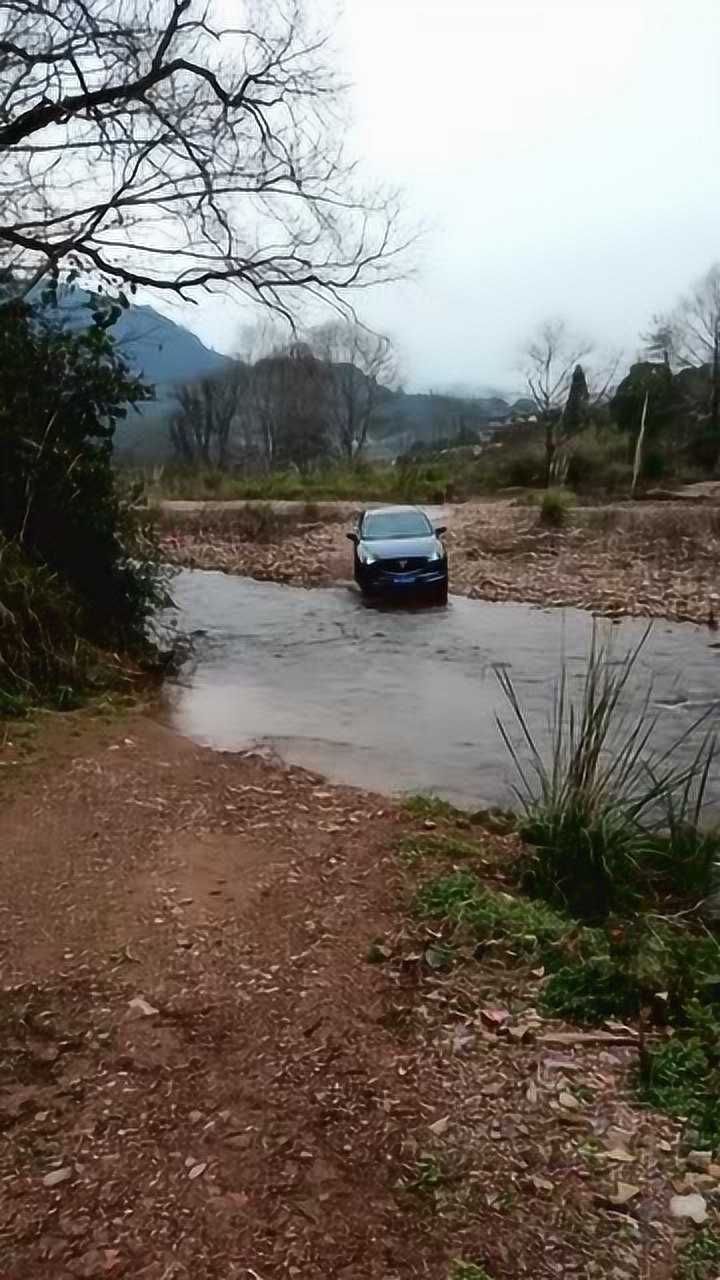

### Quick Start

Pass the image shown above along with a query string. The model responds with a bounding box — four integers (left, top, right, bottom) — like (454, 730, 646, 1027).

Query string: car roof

(361, 504, 428, 517)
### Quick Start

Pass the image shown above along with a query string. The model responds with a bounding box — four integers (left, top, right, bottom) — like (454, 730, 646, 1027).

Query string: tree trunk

(544, 416, 556, 489)
(711, 324, 720, 471)
(631, 391, 649, 499)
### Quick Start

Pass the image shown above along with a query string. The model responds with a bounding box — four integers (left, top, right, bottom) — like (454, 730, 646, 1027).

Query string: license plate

(393, 575, 416, 585)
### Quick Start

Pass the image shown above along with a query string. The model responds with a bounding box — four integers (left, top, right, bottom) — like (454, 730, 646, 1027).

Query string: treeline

(518, 263, 720, 490)
(169, 321, 397, 472)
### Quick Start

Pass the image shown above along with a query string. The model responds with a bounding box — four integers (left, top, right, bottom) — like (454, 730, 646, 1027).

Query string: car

(347, 505, 449, 604)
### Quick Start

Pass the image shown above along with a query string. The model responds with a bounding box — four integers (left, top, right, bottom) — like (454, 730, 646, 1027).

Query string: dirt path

(0, 711, 701, 1278)
(159, 499, 720, 627)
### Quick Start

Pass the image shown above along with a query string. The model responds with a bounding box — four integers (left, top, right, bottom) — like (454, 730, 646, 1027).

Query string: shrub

(496, 628, 719, 921)
(538, 488, 574, 528)
(0, 293, 164, 648)
(0, 537, 121, 714)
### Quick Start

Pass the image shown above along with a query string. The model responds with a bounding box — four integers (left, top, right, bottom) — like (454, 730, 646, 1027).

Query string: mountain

(26, 287, 230, 462)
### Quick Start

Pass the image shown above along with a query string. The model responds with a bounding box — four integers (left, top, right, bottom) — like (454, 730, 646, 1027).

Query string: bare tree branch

(0, 0, 410, 316)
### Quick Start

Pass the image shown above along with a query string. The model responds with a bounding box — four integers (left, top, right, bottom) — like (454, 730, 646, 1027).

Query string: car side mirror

(435, 525, 447, 536)
(346, 531, 359, 544)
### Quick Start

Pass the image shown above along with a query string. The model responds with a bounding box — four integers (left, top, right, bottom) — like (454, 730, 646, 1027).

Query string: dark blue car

(347, 505, 448, 604)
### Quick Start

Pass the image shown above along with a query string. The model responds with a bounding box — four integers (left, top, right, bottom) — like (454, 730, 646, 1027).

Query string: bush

(0, 293, 164, 650)
(538, 488, 574, 528)
(564, 428, 630, 494)
(0, 291, 167, 712)
(496, 628, 719, 922)
(0, 537, 122, 714)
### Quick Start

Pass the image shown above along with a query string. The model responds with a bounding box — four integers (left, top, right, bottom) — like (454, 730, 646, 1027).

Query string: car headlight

(358, 546, 377, 565)
(428, 547, 444, 561)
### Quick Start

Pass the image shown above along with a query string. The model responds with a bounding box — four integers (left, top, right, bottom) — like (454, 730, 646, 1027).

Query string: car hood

(360, 535, 442, 559)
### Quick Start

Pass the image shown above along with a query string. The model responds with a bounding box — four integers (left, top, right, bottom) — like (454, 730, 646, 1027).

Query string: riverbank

(0, 709, 710, 1278)
(158, 499, 720, 626)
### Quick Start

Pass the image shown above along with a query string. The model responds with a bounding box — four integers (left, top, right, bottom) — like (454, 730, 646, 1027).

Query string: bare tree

(0, 0, 407, 314)
(521, 320, 593, 486)
(170, 363, 247, 468)
(312, 321, 397, 460)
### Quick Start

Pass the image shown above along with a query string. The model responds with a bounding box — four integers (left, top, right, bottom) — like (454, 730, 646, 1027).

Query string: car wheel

(435, 583, 448, 606)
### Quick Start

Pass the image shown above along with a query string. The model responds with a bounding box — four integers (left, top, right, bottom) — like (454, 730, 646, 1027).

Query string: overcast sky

(193, 0, 720, 394)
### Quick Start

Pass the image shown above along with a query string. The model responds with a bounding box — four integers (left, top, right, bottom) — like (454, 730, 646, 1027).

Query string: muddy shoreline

(159, 498, 720, 627)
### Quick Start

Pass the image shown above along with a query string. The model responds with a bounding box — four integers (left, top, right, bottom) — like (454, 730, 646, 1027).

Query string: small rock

(43, 1167, 72, 1188)
(189, 1110, 203, 1125)
(687, 1150, 712, 1173)
(188, 1162, 207, 1181)
(670, 1193, 707, 1223)
(558, 1091, 580, 1110)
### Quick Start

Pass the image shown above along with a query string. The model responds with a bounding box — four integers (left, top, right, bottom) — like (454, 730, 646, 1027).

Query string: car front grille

(378, 556, 429, 572)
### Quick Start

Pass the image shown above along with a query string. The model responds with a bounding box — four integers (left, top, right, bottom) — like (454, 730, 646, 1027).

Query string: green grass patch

(639, 1036, 720, 1152)
(674, 1228, 720, 1279)
(397, 831, 485, 866)
(414, 871, 597, 968)
(402, 793, 466, 822)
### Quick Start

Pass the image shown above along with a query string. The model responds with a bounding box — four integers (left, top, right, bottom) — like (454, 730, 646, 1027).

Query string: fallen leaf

(188, 1162, 207, 1181)
(558, 1091, 580, 1110)
(428, 1115, 450, 1136)
(127, 996, 159, 1018)
(608, 1182, 641, 1206)
(43, 1167, 72, 1188)
(602, 1148, 636, 1164)
(480, 1007, 511, 1029)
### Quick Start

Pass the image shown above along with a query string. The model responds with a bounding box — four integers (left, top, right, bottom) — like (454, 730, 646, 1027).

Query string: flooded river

(163, 571, 720, 809)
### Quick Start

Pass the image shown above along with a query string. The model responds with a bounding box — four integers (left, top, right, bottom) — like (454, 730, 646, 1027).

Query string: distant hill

(28, 287, 231, 463)
(29, 288, 519, 463)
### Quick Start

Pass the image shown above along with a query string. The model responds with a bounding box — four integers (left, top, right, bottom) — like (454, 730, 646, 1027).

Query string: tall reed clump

(496, 626, 720, 922)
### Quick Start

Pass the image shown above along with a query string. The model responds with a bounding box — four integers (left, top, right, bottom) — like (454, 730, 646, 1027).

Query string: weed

(674, 1227, 720, 1279)
(399, 1154, 447, 1196)
(449, 1264, 492, 1280)
(497, 626, 719, 922)
(538, 488, 574, 528)
(402, 793, 465, 822)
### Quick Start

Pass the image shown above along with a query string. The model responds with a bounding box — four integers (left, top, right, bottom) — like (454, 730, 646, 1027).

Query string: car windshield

(362, 511, 433, 540)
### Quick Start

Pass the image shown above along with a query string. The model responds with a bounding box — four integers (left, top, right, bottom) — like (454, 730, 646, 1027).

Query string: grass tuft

(402, 793, 465, 822)
(496, 626, 720, 922)
(538, 487, 574, 528)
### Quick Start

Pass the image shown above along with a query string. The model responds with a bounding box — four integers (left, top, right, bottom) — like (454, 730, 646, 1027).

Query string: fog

(192, 0, 720, 394)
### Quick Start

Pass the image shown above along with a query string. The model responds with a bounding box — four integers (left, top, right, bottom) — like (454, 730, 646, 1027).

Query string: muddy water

(163, 571, 720, 809)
